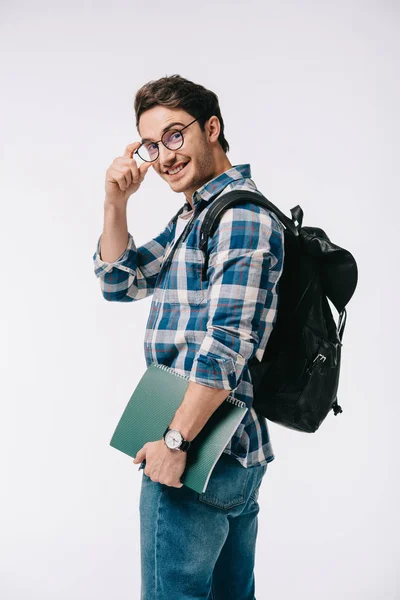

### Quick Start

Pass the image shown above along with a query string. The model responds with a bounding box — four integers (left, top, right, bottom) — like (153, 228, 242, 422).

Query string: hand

(104, 141, 153, 209)
(133, 440, 186, 488)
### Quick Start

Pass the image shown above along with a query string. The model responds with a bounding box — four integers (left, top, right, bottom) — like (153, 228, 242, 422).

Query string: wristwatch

(163, 426, 192, 452)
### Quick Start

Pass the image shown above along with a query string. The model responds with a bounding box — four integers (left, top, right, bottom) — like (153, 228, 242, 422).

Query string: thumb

(133, 447, 145, 463)
(139, 159, 153, 178)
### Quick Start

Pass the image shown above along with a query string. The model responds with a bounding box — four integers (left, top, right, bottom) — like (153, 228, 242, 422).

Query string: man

(93, 74, 284, 599)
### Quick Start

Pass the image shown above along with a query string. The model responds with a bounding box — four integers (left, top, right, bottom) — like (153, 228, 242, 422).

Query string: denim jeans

(138, 450, 268, 600)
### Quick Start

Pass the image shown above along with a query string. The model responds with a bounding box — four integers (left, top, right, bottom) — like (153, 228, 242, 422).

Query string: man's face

(137, 106, 217, 203)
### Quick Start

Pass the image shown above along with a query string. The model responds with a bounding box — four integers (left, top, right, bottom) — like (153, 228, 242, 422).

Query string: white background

(1, 1, 399, 598)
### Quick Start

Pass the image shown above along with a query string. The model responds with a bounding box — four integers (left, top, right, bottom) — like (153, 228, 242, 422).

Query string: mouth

(165, 161, 190, 178)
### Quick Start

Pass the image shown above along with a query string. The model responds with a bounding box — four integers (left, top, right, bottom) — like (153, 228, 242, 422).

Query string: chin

(168, 175, 193, 192)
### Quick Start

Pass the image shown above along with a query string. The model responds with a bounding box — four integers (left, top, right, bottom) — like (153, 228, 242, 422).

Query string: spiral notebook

(109, 362, 248, 494)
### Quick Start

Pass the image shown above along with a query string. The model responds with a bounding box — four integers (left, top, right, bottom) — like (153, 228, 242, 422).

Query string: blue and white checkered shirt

(93, 164, 285, 468)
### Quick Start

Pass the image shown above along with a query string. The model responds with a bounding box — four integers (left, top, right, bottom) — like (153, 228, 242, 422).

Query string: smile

(167, 162, 189, 177)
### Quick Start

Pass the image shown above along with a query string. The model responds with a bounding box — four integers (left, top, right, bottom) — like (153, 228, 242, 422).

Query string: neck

(185, 156, 233, 209)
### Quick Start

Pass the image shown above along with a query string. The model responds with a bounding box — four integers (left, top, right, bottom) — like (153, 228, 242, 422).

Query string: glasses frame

(134, 117, 200, 162)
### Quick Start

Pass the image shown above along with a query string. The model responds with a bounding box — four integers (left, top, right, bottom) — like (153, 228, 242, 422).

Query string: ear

(206, 115, 221, 144)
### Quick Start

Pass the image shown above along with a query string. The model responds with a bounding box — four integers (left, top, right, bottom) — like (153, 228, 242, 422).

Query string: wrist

(163, 427, 192, 452)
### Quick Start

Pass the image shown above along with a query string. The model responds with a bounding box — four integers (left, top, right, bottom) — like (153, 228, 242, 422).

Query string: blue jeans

(139, 450, 268, 600)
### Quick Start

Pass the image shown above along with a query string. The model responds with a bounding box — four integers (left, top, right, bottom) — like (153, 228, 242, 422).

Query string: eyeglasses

(134, 117, 199, 162)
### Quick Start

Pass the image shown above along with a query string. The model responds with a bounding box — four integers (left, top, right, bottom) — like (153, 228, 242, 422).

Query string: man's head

(134, 74, 232, 206)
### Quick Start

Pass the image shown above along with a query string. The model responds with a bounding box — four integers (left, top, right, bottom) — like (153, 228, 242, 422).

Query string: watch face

(165, 429, 183, 449)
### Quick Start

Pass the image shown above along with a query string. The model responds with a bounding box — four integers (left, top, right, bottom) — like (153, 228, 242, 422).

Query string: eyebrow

(140, 122, 186, 143)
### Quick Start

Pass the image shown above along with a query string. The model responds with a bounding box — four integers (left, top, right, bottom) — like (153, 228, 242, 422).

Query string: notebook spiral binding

(153, 363, 247, 409)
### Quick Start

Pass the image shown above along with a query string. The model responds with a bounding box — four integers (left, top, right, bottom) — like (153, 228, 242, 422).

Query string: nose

(158, 143, 176, 167)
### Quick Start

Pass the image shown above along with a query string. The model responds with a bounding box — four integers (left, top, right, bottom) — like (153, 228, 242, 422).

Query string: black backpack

(195, 190, 358, 433)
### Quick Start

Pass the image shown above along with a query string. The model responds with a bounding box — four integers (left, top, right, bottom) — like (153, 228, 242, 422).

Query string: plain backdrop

(1, 1, 399, 598)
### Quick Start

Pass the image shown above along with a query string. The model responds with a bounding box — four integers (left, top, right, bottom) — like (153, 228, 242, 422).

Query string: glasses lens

(137, 142, 159, 162)
(162, 129, 183, 150)
(137, 129, 184, 162)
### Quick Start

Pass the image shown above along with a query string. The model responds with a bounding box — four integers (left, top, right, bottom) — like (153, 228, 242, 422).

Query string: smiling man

(137, 108, 229, 205)
(93, 74, 284, 600)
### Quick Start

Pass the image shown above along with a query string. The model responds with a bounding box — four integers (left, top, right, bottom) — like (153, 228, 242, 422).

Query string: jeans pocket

(198, 453, 251, 510)
(250, 464, 268, 503)
(251, 482, 262, 503)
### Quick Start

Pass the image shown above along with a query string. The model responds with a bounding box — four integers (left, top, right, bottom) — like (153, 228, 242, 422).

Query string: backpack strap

(290, 205, 303, 228)
(199, 190, 300, 280)
(337, 308, 347, 341)
(199, 190, 299, 252)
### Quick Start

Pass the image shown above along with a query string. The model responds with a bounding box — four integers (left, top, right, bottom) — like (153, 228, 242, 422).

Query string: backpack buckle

(306, 353, 327, 375)
(315, 353, 326, 363)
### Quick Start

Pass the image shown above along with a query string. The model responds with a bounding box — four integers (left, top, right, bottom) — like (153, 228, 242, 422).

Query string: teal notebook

(109, 362, 248, 494)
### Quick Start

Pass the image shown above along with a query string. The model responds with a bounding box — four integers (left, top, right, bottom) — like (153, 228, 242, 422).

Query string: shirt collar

(180, 163, 253, 214)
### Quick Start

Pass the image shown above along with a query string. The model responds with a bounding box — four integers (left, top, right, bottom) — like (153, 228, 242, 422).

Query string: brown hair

(134, 74, 230, 153)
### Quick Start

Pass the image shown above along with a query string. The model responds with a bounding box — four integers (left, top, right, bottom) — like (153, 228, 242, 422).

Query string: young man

(93, 74, 285, 599)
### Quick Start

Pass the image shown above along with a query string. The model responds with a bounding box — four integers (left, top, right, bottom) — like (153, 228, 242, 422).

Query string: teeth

(168, 163, 187, 175)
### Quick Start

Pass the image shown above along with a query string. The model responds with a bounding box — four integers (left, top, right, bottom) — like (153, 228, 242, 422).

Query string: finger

(128, 160, 141, 186)
(114, 158, 139, 188)
(123, 141, 142, 159)
(112, 167, 131, 190)
(120, 152, 152, 183)
(113, 166, 132, 189)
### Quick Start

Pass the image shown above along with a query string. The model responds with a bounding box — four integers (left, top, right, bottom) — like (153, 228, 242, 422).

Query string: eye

(164, 130, 182, 145)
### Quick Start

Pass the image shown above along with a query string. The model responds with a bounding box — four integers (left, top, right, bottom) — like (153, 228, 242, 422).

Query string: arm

(93, 205, 175, 302)
(169, 381, 230, 442)
(169, 204, 283, 439)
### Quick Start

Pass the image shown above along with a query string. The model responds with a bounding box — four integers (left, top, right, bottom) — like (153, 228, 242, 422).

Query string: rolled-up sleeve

(189, 204, 282, 390)
(92, 219, 173, 302)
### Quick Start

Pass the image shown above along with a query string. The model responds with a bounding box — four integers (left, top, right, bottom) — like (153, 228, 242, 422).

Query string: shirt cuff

(189, 352, 243, 391)
(93, 232, 137, 276)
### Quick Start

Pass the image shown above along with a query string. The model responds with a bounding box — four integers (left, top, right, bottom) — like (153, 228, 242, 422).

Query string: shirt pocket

(163, 244, 205, 306)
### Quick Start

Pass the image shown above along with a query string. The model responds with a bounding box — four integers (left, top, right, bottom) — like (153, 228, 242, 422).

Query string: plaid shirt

(93, 164, 285, 468)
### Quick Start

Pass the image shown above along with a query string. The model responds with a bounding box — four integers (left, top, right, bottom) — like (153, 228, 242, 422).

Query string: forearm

(99, 202, 129, 262)
(93, 208, 175, 301)
(168, 380, 231, 442)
